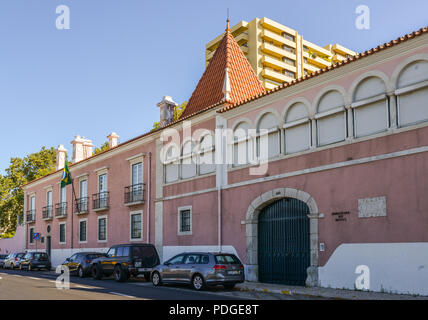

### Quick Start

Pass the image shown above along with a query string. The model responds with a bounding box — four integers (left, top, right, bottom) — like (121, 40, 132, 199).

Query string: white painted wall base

(319, 242, 428, 296)
(162, 245, 238, 263)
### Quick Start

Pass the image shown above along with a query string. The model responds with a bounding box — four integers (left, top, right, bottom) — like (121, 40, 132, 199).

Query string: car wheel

(152, 272, 162, 286)
(78, 266, 85, 278)
(92, 264, 103, 280)
(224, 283, 236, 290)
(191, 274, 205, 291)
(113, 265, 127, 282)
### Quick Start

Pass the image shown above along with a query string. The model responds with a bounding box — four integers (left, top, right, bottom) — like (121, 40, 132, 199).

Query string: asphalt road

(0, 268, 323, 300)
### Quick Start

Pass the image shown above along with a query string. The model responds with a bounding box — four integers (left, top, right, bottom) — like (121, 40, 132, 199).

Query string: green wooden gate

(258, 198, 310, 285)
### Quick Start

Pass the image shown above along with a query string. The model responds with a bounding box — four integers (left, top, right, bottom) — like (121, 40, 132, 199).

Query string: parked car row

(0, 244, 245, 291)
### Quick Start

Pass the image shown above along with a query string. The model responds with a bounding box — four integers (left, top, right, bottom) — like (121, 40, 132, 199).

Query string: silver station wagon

(151, 252, 245, 290)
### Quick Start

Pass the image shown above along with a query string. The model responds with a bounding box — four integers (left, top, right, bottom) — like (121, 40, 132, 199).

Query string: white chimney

(56, 144, 67, 170)
(71, 136, 93, 163)
(157, 96, 177, 127)
(107, 132, 119, 148)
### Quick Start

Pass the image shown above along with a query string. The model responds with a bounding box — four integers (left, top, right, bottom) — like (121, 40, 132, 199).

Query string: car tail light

(14, 258, 18, 261)
(85, 260, 90, 264)
(213, 265, 226, 270)
(128, 261, 133, 267)
(240, 265, 244, 269)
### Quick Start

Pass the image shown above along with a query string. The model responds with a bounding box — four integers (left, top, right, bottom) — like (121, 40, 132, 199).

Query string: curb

(234, 284, 344, 300)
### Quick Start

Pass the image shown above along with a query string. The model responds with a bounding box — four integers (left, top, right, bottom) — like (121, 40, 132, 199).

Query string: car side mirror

(164, 262, 170, 266)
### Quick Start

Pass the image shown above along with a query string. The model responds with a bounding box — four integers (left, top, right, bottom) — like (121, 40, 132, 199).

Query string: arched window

(198, 134, 216, 174)
(233, 122, 252, 167)
(180, 140, 197, 179)
(352, 77, 388, 137)
(257, 113, 280, 159)
(284, 102, 311, 154)
(164, 145, 179, 183)
(396, 60, 428, 127)
(316, 91, 346, 146)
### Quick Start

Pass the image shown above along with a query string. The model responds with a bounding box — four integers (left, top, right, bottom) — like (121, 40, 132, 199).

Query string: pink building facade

(21, 26, 428, 295)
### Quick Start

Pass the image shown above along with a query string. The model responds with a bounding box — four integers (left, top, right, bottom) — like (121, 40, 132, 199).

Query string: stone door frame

(245, 188, 320, 286)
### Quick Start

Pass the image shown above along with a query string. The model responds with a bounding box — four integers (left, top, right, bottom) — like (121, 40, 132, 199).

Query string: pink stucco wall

(0, 225, 25, 254)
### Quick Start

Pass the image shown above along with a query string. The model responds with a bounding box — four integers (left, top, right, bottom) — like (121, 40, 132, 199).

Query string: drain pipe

(218, 186, 222, 253)
(147, 152, 152, 243)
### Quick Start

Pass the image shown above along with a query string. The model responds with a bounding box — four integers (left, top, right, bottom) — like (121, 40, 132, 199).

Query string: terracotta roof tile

(180, 26, 265, 118)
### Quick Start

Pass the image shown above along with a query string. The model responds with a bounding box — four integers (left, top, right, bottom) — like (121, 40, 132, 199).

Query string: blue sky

(0, 0, 427, 173)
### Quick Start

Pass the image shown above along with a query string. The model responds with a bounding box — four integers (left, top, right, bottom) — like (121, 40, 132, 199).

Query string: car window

(107, 247, 116, 257)
(184, 254, 200, 264)
(86, 254, 104, 260)
(0, 254, 7, 259)
(116, 247, 124, 257)
(199, 255, 210, 264)
(122, 246, 130, 257)
(17, 253, 25, 258)
(69, 254, 78, 261)
(34, 253, 48, 260)
(215, 254, 241, 264)
(24, 253, 32, 259)
(167, 254, 185, 264)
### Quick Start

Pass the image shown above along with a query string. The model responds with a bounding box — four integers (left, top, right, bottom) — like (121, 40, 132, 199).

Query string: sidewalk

(235, 282, 428, 300)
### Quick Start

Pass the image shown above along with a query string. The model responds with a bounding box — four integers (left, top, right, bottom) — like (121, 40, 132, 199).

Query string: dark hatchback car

(91, 244, 160, 282)
(62, 252, 106, 278)
(20, 252, 51, 271)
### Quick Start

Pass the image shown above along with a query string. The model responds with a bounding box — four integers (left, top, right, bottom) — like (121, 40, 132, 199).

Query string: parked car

(3, 252, 25, 269)
(20, 252, 51, 271)
(91, 243, 160, 282)
(0, 254, 8, 268)
(151, 252, 245, 291)
(62, 252, 106, 278)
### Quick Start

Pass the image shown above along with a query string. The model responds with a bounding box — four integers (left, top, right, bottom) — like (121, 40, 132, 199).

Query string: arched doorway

(245, 188, 319, 286)
(258, 198, 310, 285)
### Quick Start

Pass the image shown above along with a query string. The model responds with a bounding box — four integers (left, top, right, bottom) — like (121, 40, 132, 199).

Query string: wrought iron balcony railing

(92, 192, 109, 211)
(74, 197, 89, 214)
(55, 202, 67, 217)
(26, 210, 35, 223)
(124, 183, 145, 205)
(42, 205, 53, 220)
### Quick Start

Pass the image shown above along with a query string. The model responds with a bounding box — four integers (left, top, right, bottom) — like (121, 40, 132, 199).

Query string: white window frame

(97, 215, 108, 243)
(351, 94, 389, 138)
(59, 222, 66, 245)
(396, 80, 428, 128)
(283, 117, 312, 154)
(197, 134, 216, 175)
(128, 155, 144, 186)
(164, 146, 180, 183)
(78, 218, 88, 244)
(180, 140, 197, 180)
(129, 210, 143, 242)
(315, 106, 347, 147)
(177, 206, 192, 236)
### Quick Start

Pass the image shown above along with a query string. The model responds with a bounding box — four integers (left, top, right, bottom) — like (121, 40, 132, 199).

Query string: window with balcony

(27, 195, 36, 223)
(56, 186, 67, 217)
(75, 179, 88, 214)
(125, 162, 144, 204)
(93, 173, 109, 210)
(43, 190, 53, 220)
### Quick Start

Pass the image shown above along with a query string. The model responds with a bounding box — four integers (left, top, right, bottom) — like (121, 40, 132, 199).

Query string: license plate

(39, 265, 45, 268)
(227, 270, 239, 275)
(138, 268, 151, 272)
(135, 262, 142, 267)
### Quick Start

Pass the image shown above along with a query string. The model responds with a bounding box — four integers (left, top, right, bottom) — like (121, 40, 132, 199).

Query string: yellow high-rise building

(205, 17, 357, 90)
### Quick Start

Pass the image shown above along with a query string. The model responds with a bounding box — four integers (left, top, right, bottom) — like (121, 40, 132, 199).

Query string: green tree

(94, 141, 109, 155)
(0, 147, 56, 237)
(152, 101, 187, 130)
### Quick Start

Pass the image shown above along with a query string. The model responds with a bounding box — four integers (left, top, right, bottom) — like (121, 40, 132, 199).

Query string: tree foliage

(0, 147, 56, 237)
(152, 101, 187, 130)
(94, 141, 110, 155)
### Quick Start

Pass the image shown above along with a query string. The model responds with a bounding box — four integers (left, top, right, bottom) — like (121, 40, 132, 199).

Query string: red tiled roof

(218, 26, 428, 114)
(180, 25, 265, 119)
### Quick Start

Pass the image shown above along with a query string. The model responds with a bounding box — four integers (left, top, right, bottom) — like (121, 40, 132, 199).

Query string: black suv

(91, 244, 160, 282)
(20, 252, 51, 271)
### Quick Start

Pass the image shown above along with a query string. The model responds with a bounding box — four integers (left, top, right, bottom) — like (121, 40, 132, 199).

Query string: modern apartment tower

(205, 17, 357, 89)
